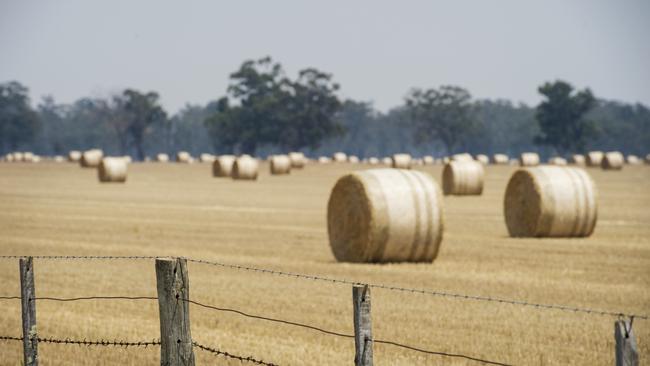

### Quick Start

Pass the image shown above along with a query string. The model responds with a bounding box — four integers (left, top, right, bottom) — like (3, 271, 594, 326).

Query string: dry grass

(0, 162, 648, 365)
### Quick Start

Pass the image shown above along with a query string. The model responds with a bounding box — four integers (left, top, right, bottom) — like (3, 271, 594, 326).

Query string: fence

(0, 255, 644, 366)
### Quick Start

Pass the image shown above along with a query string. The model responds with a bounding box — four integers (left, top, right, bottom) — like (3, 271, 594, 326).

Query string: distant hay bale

(548, 157, 567, 166)
(391, 153, 412, 169)
(519, 152, 540, 167)
(504, 166, 597, 237)
(5, 153, 14, 162)
(270, 155, 291, 175)
(199, 153, 215, 163)
(156, 153, 169, 162)
(332, 152, 347, 163)
(98, 157, 128, 183)
(176, 151, 192, 163)
(382, 157, 392, 165)
(569, 154, 586, 165)
(327, 168, 444, 263)
(213, 155, 236, 177)
(13, 152, 24, 162)
(81, 149, 103, 168)
(442, 161, 484, 196)
(31, 156, 41, 163)
(318, 156, 331, 164)
(368, 157, 379, 165)
(413, 158, 424, 166)
(232, 156, 259, 180)
(53, 156, 65, 163)
(348, 155, 360, 163)
(601, 151, 624, 170)
(423, 156, 434, 165)
(475, 154, 489, 165)
(586, 151, 604, 167)
(289, 152, 306, 168)
(626, 155, 641, 165)
(451, 153, 473, 162)
(68, 151, 82, 162)
(22, 152, 35, 162)
(645, 154, 650, 164)
(491, 154, 509, 165)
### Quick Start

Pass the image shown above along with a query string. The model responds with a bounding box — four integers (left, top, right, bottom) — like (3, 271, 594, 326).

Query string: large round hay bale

(332, 152, 347, 163)
(199, 153, 215, 163)
(442, 161, 484, 196)
(569, 154, 586, 165)
(451, 153, 473, 162)
(423, 156, 434, 165)
(68, 150, 82, 162)
(504, 166, 597, 237)
(475, 154, 489, 165)
(98, 157, 128, 183)
(548, 157, 568, 166)
(348, 155, 360, 163)
(176, 151, 192, 163)
(318, 156, 331, 164)
(601, 151, 624, 170)
(232, 156, 259, 180)
(81, 149, 103, 168)
(391, 153, 412, 169)
(213, 155, 236, 177)
(626, 155, 641, 165)
(289, 152, 306, 168)
(586, 151, 604, 167)
(491, 154, 509, 165)
(327, 168, 444, 263)
(519, 152, 540, 167)
(270, 155, 291, 175)
(156, 153, 169, 162)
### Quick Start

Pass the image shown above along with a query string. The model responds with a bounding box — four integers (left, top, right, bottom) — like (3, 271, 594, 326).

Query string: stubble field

(0, 161, 648, 365)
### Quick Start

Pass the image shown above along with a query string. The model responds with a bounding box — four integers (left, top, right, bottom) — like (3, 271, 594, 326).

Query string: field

(0, 161, 648, 365)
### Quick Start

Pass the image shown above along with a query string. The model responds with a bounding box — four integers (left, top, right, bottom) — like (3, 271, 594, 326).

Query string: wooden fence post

(353, 284, 373, 366)
(615, 319, 638, 366)
(155, 258, 195, 366)
(20, 257, 38, 366)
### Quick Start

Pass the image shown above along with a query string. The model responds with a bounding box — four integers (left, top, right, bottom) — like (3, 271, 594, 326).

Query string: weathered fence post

(615, 319, 638, 366)
(20, 257, 38, 366)
(353, 284, 373, 366)
(155, 258, 195, 366)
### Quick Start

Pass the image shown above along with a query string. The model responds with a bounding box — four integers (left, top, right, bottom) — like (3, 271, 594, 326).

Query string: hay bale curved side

(475, 154, 489, 165)
(81, 149, 103, 168)
(442, 161, 484, 195)
(391, 153, 412, 169)
(569, 154, 586, 165)
(601, 151, 624, 170)
(626, 155, 641, 165)
(318, 156, 331, 164)
(98, 157, 128, 183)
(270, 155, 291, 175)
(199, 153, 215, 163)
(451, 153, 473, 162)
(348, 155, 360, 163)
(519, 152, 540, 167)
(213, 155, 236, 177)
(368, 157, 379, 165)
(423, 156, 434, 165)
(491, 154, 509, 165)
(332, 152, 347, 163)
(232, 156, 259, 180)
(176, 151, 192, 163)
(289, 152, 306, 168)
(504, 166, 597, 237)
(586, 151, 603, 167)
(327, 168, 444, 263)
(156, 153, 169, 162)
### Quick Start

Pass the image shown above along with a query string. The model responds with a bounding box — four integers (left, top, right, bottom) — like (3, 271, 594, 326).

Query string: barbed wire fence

(0, 255, 643, 366)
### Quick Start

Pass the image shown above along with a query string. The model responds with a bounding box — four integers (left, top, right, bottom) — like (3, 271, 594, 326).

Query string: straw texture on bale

(475, 154, 489, 165)
(626, 155, 641, 165)
(601, 151, 624, 170)
(81, 149, 103, 168)
(451, 153, 473, 162)
(327, 168, 444, 263)
(504, 166, 597, 237)
(423, 156, 434, 165)
(156, 153, 169, 162)
(570, 154, 586, 165)
(98, 157, 128, 183)
(348, 155, 360, 163)
(442, 161, 484, 196)
(213, 155, 236, 177)
(519, 152, 540, 167)
(586, 151, 604, 167)
(270, 155, 291, 175)
(289, 152, 306, 168)
(491, 154, 509, 165)
(548, 157, 568, 166)
(176, 151, 192, 163)
(391, 154, 412, 169)
(332, 152, 347, 162)
(232, 156, 259, 180)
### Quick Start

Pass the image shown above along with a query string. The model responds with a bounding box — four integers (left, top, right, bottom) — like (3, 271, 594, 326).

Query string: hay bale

(98, 157, 128, 183)
(289, 152, 306, 168)
(504, 166, 597, 237)
(391, 153, 412, 169)
(548, 157, 567, 166)
(22, 152, 35, 162)
(270, 155, 291, 175)
(68, 150, 82, 162)
(442, 161, 484, 196)
(519, 152, 540, 167)
(13, 152, 24, 162)
(645, 154, 650, 164)
(318, 156, 331, 164)
(156, 153, 169, 162)
(176, 151, 192, 163)
(491, 154, 509, 165)
(81, 149, 103, 168)
(348, 155, 360, 163)
(332, 152, 347, 163)
(451, 153, 473, 162)
(53, 156, 65, 163)
(586, 151, 604, 167)
(232, 156, 259, 180)
(475, 154, 489, 165)
(423, 156, 434, 165)
(382, 157, 392, 165)
(569, 154, 586, 165)
(199, 153, 215, 163)
(213, 155, 236, 177)
(121, 156, 132, 164)
(601, 151, 624, 170)
(626, 155, 641, 165)
(31, 156, 41, 163)
(4, 153, 14, 162)
(327, 168, 444, 263)
(368, 157, 379, 165)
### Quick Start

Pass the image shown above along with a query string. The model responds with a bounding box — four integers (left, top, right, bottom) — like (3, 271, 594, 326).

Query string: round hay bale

(491, 154, 509, 165)
(156, 153, 169, 162)
(423, 156, 434, 165)
(586, 151, 604, 167)
(451, 153, 473, 162)
(332, 152, 347, 163)
(289, 152, 306, 168)
(327, 168, 444, 263)
(348, 155, 360, 163)
(645, 154, 650, 164)
(31, 156, 41, 163)
(213, 155, 236, 177)
(270, 155, 291, 175)
(176, 151, 192, 163)
(81, 149, 103, 168)
(68, 150, 82, 162)
(5, 153, 15, 162)
(548, 157, 567, 166)
(391, 153, 412, 169)
(98, 157, 128, 183)
(22, 152, 35, 162)
(382, 157, 392, 165)
(318, 156, 331, 164)
(13, 152, 24, 162)
(626, 155, 641, 165)
(53, 156, 65, 163)
(368, 157, 379, 165)
(519, 152, 540, 167)
(199, 153, 215, 163)
(569, 154, 586, 165)
(504, 166, 597, 237)
(232, 156, 259, 180)
(442, 161, 484, 196)
(601, 151, 624, 170)
(475, 154, 489, 165)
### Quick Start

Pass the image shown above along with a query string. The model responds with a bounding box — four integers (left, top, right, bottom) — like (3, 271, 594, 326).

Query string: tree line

(1, 57, 649, 160)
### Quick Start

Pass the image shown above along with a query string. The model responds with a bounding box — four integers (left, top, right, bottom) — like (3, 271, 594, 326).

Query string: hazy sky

(1, 1, 649, 113)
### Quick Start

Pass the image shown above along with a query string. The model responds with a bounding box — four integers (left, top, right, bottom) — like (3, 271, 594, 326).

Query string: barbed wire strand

(0, 255, 646, 320)
(193, 342, 278, 366)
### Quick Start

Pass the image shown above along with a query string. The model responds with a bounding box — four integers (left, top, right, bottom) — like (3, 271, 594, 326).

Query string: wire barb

(193, 342, 279, 366)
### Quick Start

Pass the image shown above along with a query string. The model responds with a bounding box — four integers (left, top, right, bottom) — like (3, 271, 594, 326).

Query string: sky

(1, 0, 649, 114)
